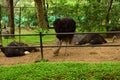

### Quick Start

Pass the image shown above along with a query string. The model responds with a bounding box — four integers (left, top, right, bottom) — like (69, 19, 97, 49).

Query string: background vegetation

(0, 0, 120, 32)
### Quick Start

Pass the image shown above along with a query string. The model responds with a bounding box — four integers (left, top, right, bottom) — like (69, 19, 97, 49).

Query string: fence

(1, 31, 120, 60)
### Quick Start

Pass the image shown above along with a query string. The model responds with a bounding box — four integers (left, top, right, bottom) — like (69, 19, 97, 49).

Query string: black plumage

(0, 41, 38, 57)
(72, 34, 107, 45)
(53, 17, 76, 56)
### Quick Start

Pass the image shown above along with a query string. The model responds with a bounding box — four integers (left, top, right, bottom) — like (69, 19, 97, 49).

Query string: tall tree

(4, 0, 14, 36)
(97, 0, 101, 2)
(34, 0, 48, 29)
(105, 0, 113, 31)
(8, 0, 14, 35)
(0, 6, 2, 45)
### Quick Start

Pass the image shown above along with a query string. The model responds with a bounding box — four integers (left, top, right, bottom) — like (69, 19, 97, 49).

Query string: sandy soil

(0, 39, 120, 66)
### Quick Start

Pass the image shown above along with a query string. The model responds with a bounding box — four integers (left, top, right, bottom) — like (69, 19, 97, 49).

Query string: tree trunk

(97, 0, 101, 3)
(4, 0, 15, 36)
(105, 0, 113, 37)
(34, 0, 48, 29)
(8, 0, 14, 36)
(105, 0, 113, 31)
(43, 0, 49, 28)
(0, 7, 2, 45)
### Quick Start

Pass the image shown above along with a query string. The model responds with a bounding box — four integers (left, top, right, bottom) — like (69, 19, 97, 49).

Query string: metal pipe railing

(1, 31, 120, 36)
(39, 32, 43, 60)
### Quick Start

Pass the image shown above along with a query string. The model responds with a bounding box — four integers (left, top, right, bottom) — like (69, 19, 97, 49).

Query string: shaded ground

(0, 39, 120, 66)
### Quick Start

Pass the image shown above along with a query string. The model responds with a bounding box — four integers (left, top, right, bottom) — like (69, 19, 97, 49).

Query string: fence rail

(1, 31, 120, 36)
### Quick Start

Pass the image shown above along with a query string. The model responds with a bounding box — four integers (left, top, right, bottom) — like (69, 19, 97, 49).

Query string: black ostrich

(0, 41, 38, 57)
(53, 17, 76, 56)
(72, 33, 107, 45)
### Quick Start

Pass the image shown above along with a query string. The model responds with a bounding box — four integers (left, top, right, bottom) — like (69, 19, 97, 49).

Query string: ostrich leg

(64, 38, 72, 56)
(64, 41, 69, 56)
(54, 40, 62, 56)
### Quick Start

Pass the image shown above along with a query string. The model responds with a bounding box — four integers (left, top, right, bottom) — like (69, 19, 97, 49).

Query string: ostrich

(53, 17, 76, 56)
(72, 33, 107, 45)
(0, 41, 38, 57)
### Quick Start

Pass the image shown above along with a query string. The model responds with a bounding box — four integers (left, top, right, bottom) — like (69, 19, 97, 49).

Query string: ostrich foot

(64, 53, 69, 56)
(53, 50, 59, 56)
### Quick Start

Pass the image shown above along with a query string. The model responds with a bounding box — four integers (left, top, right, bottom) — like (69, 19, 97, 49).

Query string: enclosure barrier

(0, 31, 120, 60)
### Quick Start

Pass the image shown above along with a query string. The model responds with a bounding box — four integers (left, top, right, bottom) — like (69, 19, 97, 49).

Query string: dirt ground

(0, 39, 120, 66)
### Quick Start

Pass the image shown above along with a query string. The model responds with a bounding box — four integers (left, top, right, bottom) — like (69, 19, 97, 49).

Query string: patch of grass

(0, 62, 120, 80)
(2, 29, 56, 46)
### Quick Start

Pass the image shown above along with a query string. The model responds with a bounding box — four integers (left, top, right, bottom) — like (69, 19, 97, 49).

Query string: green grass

(1, 28, 120, 80)
(0, 62, 120, 80)
(2, 29, 56, 46)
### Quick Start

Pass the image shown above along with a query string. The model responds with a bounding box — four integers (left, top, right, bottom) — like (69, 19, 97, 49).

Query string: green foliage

(34, 28, 48, 33)
(0, 0, 120, 32)
(110, 2, 120, 30)
(48, 15, 63, 26)
(14, 7, 38, 27)
(47, 0, 120, 32)
(0, 62, 120, 80)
